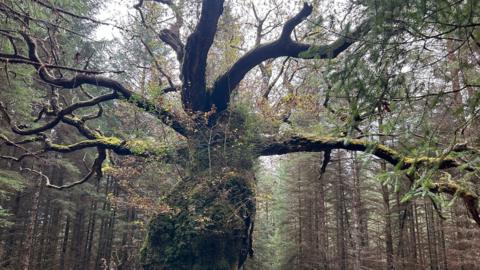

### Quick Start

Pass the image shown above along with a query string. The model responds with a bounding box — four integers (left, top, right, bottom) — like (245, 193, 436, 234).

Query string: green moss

(97, 136, 123, 146)
(402, 156, 455, 166)
(47, 143, 71, 151)
(125, 139, 169, 156)
(141, 170, 255, 270)
(374, 143, 399, 156)
(47, 136, 123, 152)
(140, 109, 261, 269)
(101, 164, 116, 174)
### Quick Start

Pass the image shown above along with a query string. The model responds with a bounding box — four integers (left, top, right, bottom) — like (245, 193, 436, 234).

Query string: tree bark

(316, 165, 329, 270)
(140, 170, 255, 270)
(351, 153, 362, 270)
(335, 152, 347, 270)
(381, 170, 395, 270)
(22, 170, 45, 270)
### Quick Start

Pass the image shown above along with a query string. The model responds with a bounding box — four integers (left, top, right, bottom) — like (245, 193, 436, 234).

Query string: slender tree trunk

(96, 175, 112, 270)
(297, 169, 303, 268)
(381, 172, 394, 270)
(416, 202, 426, 269)
(438, 215, 448, 270)
(335, 152, 347, 270)
(22, 171, 45, 270)
(378, 115, 395, 270)
(60, 216, 71, 270)
(36, 198, 50, 268)
(425, 202, 438, 270)
(84, 179, 101, 269)
(306, 188, 314, 268)
(104, 181, 119, 268)
(1, 192, 21, 268)
(316, 161, 329, 270)
(71, 203, 86, 270)
(407, 206, 418, 269)
(351, 152, 362, 270)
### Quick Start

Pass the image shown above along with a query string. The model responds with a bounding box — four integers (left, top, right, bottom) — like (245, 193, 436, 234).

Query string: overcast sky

(93, 0, 133, 40)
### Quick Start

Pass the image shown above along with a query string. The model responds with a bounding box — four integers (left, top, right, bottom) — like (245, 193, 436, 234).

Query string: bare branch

(140, 39, 176, 89)
(262, 58, 290, 100)
(210, 3, 371, 112)
(159, 29, 184, 62)
(6, 92, 118, 136)
(0, 134, 45, 162)
(21, 147, 106, 190)
(134, 0, 185, 62)
(0, 54, 124, 74)
(6, 31, 191, 136)
(31, 0, 129, 32)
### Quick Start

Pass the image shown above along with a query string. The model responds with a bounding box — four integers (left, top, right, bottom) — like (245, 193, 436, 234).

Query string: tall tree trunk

(83, 179, 101, 269)
(60, 216, 71, 270)
(407, 206, 418, 269)
(381, 169, 394, 270)
(297, 169, 303, 268)
(425, 202, 438, 270)
(1, 192, 21, 268)
(104, 180, 119, 269)
(396, 191, 406, 269)
(71, 203, 86, 270)
(36, 197, 50, 268)
(414, 202, 425, 269)
(22, 170, 45, 270)
(378, 116, 395, 270)
(96, 175, 113, 270)
(351, 152, 362, 270)
(316, 160, 329, 270)
(335, 152, 347, 270)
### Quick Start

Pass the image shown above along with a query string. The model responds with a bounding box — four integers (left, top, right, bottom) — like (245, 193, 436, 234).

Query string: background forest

(0, 0, 479, 269)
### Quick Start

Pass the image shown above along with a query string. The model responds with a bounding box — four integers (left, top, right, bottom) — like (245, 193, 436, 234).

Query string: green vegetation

(0, 0, 479, 269)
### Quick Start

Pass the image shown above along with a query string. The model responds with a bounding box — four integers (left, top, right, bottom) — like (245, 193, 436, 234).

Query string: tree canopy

(0, 0, 479, 269)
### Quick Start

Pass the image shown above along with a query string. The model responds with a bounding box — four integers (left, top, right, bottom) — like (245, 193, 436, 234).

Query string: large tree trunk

(140, 113, 256, 270)
(141, 171, 255, 270)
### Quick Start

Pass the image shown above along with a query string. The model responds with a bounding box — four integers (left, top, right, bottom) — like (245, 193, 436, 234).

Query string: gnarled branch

(134, 0, 185, 61)
(258, 135, 480, 225)
(209, 3, 371, 112)
(21, 147, 106, 190)
(10, 31, 191, 136)
(258, 135, 463, 170)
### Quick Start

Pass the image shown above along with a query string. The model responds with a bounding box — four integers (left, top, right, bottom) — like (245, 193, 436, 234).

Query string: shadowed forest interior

(0, 0, 479, 269)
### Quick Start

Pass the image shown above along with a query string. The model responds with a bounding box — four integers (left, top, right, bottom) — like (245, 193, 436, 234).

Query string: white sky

(93, 0, 133, 41)
(92, 0, 356, 42)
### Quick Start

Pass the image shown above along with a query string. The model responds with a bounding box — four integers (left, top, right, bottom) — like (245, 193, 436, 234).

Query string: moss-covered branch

(429, 181, 480, 225)
(259, 135, 480, 226)
(45, 136, 170, 157)
(258, 135, 463, 170)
